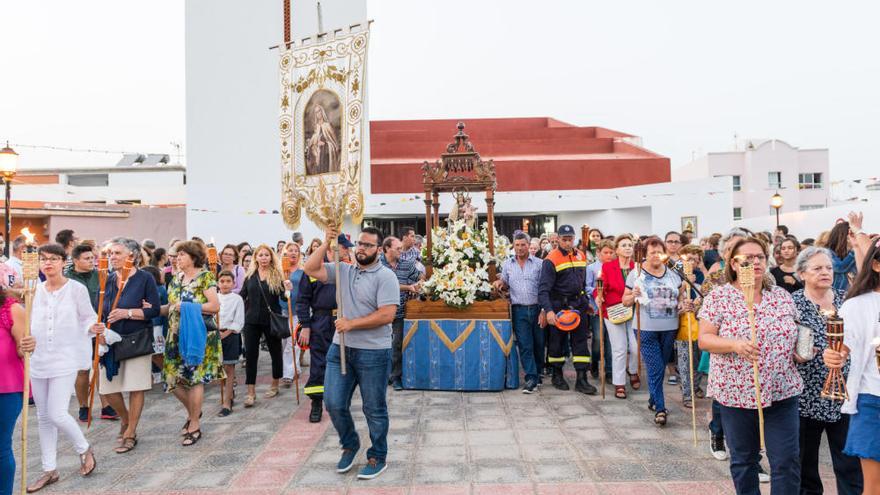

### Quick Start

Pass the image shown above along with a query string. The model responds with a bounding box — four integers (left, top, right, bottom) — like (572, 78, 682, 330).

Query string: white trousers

(31, 373, 90, 471)
(282, 337, 301, 379)
(603, 318, 639, 386)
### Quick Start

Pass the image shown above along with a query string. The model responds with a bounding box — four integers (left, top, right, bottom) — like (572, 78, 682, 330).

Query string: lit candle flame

(20, 227, 35, 245)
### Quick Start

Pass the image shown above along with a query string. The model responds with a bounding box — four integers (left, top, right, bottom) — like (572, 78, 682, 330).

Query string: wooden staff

(681, 255, 698, 446)
(110, 256, 135, 315)
(207, 244, 223, 407)
(86, 256, 109, 427)
(334, 232, 346, 375)
(20, 240, 38, 495)
(634, 240, 643, 375)
(282, 256, 300, 405)
(596, 270, 606, 399)
(739, 260, 765, 450)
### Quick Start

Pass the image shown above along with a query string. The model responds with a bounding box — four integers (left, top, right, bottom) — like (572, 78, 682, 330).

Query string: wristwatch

(127, 309, 133, 319)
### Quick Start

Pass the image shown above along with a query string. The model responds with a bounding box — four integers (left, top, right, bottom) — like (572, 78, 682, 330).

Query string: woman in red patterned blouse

(698, 236, 803, 494)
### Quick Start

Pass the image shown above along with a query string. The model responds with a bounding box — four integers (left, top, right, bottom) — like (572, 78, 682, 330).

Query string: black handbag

(257, 278, 291, 339)
(114, 327, 155, 361)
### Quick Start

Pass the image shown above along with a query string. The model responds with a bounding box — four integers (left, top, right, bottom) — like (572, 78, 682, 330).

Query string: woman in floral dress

(162, 240, 223, 446)
(698, 236, 803, 494)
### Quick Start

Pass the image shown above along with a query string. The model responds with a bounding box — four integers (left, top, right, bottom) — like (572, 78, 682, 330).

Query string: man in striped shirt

(380, 236, 422, 390)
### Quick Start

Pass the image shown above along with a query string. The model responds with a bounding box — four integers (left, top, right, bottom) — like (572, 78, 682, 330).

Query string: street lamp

(770, 191, 783, 229)
(0, 142, 19, 258)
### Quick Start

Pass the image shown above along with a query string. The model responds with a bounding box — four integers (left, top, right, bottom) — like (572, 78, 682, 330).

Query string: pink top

(0, 297, 23, 394)
(698, 283, 803, 408)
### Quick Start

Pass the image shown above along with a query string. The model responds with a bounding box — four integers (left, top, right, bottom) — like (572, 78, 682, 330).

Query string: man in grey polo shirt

(303, 226, 399, 481)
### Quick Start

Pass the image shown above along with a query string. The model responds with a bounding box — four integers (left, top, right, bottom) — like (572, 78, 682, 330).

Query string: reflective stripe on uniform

(304, 385, 324, 395)
(555, 262, 573, 272)
(572, 356, 591, 363)
(547, 356, 566, 363)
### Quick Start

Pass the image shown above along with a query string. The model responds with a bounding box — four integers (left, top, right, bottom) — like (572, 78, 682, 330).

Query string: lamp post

(770, 191, 783, 229)
(0, 142, 19, 258)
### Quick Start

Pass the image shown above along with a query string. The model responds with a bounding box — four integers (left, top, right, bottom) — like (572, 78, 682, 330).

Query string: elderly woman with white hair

(96, 238, 161, 454)
(792, 246, 863, 494)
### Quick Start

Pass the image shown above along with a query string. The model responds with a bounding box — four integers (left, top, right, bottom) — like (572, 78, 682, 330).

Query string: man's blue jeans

(511, 304, 542, 383)
(720, 396, 801, 495)
(324, 344, 391, 463)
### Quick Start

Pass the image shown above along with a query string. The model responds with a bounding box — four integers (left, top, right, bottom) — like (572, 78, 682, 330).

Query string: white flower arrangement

(422, 219, 509, 309)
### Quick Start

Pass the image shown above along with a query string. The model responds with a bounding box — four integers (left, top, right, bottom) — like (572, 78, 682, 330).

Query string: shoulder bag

(115, 327, 155, 361)
(606, 303, 633, 324)
(256, 277, 291, 339)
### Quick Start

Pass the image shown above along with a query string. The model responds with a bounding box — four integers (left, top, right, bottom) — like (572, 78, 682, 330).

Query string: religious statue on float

(447, 190, 478, 229)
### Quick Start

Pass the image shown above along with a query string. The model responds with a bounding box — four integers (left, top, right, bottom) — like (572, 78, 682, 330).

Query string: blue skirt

(844, 394, 880, 462)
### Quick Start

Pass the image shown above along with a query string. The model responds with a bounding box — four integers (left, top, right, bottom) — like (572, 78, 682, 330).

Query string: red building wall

(369, 118, 670, 194)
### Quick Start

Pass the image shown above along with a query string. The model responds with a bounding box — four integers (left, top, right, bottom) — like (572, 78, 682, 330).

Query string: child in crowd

(217, 270, 244, 417)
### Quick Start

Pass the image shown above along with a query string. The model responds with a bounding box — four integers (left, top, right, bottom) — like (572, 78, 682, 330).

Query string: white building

(673, 139, 830, 221)
(15, 153, 185, 205)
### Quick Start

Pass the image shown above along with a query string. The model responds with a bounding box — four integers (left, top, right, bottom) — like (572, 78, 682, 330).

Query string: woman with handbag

(238, 244, 287, 407)
(161, 240, 223, 446)
(792, 246, 863, 494)
(98, 238, 160, 455)
(595, 234, 640, 399)
(622, 236, 687, 425)
(24, 244, 98, 493)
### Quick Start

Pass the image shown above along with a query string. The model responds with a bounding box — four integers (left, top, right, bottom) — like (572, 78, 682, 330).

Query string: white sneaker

(758, 465, 770, 483)
(709, 430, 728, 461)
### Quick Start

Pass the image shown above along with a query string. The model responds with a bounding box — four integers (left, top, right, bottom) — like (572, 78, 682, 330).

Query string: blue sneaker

(337, 448, 358, 473)
(357, 458, 387, 480)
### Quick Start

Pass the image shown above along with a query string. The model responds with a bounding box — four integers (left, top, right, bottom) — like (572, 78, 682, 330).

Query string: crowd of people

(1, 213, 878, 493)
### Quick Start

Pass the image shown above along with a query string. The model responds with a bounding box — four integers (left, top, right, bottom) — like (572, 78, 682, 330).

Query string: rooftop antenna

(170, 141, 182, 165)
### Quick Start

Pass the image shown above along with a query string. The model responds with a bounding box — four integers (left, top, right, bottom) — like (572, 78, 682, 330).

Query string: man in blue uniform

(296, 234, 354, 422)
(538, 224, 597, 394)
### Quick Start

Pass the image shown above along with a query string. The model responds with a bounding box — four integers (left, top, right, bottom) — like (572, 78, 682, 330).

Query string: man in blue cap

(538, 224, 597, 394)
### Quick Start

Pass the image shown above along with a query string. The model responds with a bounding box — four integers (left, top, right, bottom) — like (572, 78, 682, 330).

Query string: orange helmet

(555, 310, 581, 331)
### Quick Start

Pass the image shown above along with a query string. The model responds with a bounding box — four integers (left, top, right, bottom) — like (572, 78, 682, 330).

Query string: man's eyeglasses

(666, 239, 682, 244)
(356, 241, 377, 249)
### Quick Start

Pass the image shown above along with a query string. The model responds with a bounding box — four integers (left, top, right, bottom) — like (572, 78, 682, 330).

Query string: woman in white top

(26, 244, 98, 493)
(824, 239, 880, 493)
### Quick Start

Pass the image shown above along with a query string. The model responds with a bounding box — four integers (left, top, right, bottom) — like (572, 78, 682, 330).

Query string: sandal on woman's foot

(182, 429, 202, 446)
(180, 419, 191, 436)
(683, 398, 693, 409)
(115, 436, 137, 454)
(218, 407, 232, 417)
(79, 446, 97, 476)
(695, 388, 705, 399)
(264, 387, 279, 399)
(615, 385, 627, 399)
(244, 395, 255, 408)
(654, 411, 668, 426)
(26, 471, 59, 493)
(629, 373, 641, 390)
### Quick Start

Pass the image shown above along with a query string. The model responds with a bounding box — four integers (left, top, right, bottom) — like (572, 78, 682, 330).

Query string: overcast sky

(2, 1, 878, 180)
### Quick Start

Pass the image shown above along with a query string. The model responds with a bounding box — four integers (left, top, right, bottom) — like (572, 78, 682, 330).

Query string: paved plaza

(11, 357, 839, 495)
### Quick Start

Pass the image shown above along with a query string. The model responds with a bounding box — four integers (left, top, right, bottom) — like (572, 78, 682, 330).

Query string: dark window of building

(67, 174, 109, 187)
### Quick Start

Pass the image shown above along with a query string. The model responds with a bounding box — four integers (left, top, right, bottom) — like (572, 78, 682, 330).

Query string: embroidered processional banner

(279, 24, 370, 230)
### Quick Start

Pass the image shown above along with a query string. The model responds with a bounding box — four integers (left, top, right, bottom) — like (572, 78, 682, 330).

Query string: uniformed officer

(538, 224, 597, 394)
(295, 234, 354, 422)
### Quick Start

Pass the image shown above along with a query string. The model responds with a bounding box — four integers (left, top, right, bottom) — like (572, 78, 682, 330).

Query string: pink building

(673, 139, 830, 220)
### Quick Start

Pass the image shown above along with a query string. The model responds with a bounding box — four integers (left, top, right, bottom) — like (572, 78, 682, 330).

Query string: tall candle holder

(820, 315, 849, 401)
(19, 230, 38, 495)
(738, 260, 765, 450)
(206, 239, 219, 274)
